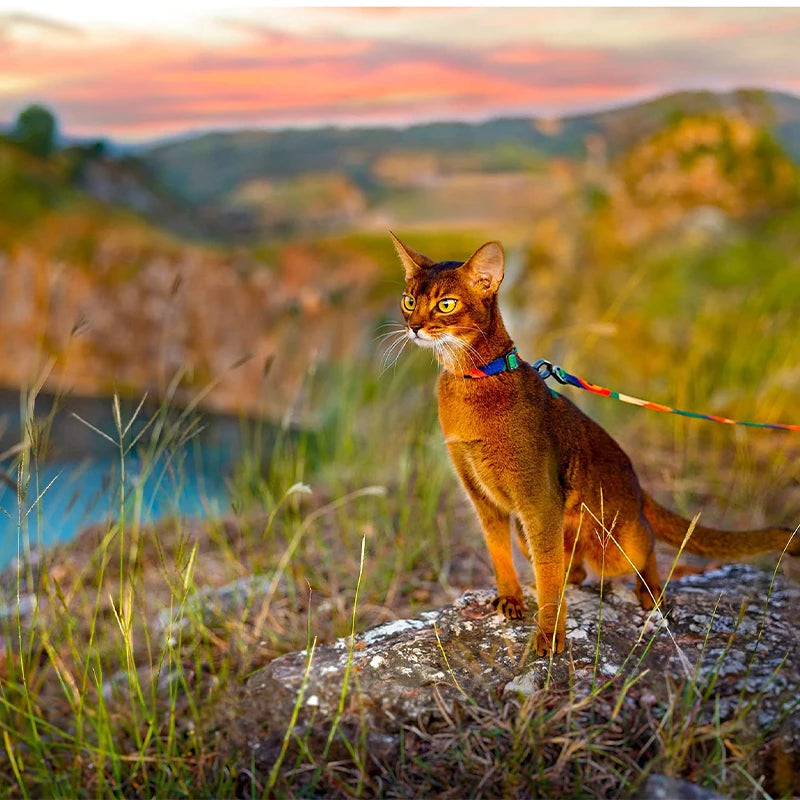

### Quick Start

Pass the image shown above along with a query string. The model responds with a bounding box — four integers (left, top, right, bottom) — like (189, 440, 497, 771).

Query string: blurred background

(1, 5, 800, 569)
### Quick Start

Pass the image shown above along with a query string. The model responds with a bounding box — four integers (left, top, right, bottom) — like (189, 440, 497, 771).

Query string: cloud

(2, 8, 800, 141)
(0, 11, 83, 38)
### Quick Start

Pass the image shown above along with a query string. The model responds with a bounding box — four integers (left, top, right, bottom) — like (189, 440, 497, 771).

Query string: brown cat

(391, 233, 799, 657)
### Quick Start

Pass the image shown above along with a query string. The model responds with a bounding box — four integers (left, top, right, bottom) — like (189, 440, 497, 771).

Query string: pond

(0, 389, 262, 569)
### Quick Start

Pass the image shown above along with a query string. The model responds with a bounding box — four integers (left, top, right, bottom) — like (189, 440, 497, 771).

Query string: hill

(2, 88, 799, 426)
(140, 89, 800, 210)
(0, 133, 428, 417)
(0, 132, 212, 242)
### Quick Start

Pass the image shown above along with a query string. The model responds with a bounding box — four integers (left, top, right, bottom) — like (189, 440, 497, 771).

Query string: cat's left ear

(390, 231, 434, 280)
(463, 241, 504, 294)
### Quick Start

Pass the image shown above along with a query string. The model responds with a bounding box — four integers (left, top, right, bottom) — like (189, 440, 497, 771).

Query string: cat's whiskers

(445, 339, 472, 385)
(385, 315, 485, 378)
(381, 330, 406, 353)
(431, 333, 479, 378)
(444, 335, 481, 373)
(453, 337, 482, 368)
(435, 338, 460, 376)
(381, 332, 407, 361)
(375, 329, 405, 345)
(374, 322, 406, 342)
(381, 341, 409, 375)
(430, 336, 446, 364)
(377, 327, 406, 348)
(379, 329, 411, 373)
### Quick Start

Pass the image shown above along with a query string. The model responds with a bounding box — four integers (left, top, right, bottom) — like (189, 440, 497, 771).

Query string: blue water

(0, 391, 254, 569)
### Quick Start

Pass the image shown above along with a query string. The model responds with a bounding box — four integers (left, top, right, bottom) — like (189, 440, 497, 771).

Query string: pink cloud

(2, 9, 799, 141)
(699, 12, 800, 39)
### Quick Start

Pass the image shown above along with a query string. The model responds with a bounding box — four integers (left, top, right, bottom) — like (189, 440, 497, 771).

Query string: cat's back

(436, 362, 634, 476)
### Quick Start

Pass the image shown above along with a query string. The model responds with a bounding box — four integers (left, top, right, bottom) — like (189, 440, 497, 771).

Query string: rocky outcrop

(0, 238, 381, 417)
(225, 563, 800, 796)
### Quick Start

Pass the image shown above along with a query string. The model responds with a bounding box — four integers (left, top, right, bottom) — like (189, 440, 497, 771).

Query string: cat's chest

(436, 374, 517, 441)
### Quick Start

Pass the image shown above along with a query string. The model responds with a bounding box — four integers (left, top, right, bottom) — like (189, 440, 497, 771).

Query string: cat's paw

(534, 626, 566, 658)
(642, 596, 672, 620)
(491, 594, 525, 620)
(636, 584, 669, 616)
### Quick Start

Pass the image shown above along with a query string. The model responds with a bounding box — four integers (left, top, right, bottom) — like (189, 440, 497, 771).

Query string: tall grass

(1, 336, 796, 797)
(0, 346, 468, 797)
(0, 209, 798, 796)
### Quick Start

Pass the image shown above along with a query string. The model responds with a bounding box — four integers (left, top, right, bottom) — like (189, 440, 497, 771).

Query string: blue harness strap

(464, 347, 520, 378)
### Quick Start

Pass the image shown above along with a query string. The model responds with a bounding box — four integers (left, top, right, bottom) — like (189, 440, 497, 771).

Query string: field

(1, 98, 800, 796)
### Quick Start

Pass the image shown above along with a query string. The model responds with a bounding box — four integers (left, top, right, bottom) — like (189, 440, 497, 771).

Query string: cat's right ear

(390, 232, 434, 280)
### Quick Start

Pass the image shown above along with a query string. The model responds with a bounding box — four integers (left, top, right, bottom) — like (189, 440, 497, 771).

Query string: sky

(2, 4, 800, 143)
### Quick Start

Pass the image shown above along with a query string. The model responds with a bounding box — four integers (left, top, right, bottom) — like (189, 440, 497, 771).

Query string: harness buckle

(533, 359, 569, 384)
(532, 358, 553, 379)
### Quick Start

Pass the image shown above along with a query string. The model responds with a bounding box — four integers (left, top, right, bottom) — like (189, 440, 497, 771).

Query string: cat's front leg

(518, 503, 567, 656)
(447, 445, 524, 617)
(468, 493, 524, 618)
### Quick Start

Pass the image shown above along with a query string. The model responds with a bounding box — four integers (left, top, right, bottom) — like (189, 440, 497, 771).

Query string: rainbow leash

(533, 359, 800, 433)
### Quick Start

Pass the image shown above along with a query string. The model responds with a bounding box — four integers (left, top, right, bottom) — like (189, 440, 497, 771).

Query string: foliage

(620, 114, 798, 216)
(0, 139, 72, 232)
(11, 104, 58, 158)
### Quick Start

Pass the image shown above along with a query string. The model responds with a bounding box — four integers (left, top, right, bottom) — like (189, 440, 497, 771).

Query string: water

(0, 390, 257, 569)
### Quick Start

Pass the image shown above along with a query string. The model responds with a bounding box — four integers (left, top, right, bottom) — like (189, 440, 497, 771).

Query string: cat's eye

(437, 298, 458, 313)
(402, 295, 416, 312)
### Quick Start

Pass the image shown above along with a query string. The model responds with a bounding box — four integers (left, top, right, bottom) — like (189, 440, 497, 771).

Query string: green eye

(437, 298, 458, 313)
(402, 295, 416, 312)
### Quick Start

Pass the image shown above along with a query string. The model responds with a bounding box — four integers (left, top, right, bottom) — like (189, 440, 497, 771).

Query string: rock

(640, 774, 726, 799)
(224, 564, 800, 794)
(155, 573, 278, 646)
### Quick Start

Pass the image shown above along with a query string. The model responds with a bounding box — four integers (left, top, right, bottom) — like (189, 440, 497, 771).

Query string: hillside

(141, 89, 800, 211)
(0, 139, 398, 417)
(0, 133, 215, 242)
(1, 90, 799, 433)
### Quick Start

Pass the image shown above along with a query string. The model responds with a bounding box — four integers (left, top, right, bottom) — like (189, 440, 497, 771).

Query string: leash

(533, 359, 800, 433)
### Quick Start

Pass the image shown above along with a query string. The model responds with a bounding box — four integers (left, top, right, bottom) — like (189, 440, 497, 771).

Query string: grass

(1, 191, 799, 796)
(0, 336, 797, 798)
(0, 352, 472, 797)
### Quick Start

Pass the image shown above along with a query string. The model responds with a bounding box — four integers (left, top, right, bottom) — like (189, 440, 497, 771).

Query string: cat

(391, 233, 799, 657)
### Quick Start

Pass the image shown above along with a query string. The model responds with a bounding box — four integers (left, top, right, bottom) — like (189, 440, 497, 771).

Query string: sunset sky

(2, 5, 800, 143)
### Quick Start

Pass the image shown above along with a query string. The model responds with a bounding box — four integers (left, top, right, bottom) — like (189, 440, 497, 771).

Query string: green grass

(0, 350, 471, 797)
(1, 172, 800, 796)
(1, 324, 797, 797)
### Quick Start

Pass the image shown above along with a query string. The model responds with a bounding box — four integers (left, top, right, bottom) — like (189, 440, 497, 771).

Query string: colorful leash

(533, 359, 800, 433)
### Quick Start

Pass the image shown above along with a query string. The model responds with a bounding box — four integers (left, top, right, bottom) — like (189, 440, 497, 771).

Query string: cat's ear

(390, 231, 434, 280)
(463, 241, 504, 293)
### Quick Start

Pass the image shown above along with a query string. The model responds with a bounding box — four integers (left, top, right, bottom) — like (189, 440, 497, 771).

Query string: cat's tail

(642, 492, 800, 558)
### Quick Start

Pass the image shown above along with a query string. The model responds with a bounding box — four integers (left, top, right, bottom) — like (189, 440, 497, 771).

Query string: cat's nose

(408, 324, 423, 336)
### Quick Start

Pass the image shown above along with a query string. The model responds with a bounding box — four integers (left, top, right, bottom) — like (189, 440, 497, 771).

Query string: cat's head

(390, 233, 505, 368)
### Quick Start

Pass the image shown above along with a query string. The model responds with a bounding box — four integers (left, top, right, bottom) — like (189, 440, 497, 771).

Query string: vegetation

(1, 92, 800, 796)
(141, 89, 800, 211)
(1, 314, 797, 796)
(10, 105, 57, 158)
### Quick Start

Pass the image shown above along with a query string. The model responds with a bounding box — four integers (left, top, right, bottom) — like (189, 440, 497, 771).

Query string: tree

(12, 104, 57, 157)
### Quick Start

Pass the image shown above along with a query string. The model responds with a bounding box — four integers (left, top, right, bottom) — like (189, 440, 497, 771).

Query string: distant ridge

(141, 89, 800, 207)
